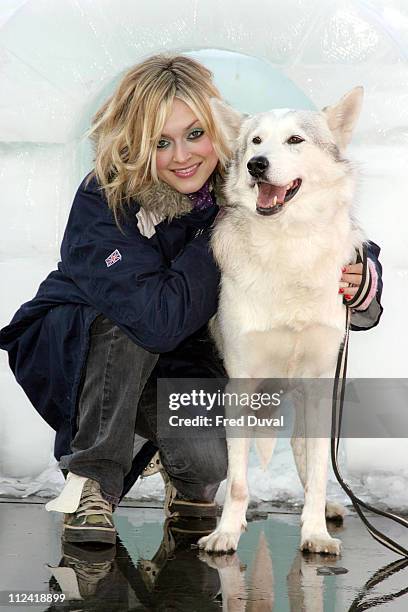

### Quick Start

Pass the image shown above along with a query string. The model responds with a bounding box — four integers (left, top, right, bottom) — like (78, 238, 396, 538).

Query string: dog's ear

(322, 86, 364, 150)
(210, 98, 246, 147)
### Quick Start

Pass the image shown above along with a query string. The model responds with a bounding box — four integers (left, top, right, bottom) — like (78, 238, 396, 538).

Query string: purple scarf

(186, 179, 214, 211)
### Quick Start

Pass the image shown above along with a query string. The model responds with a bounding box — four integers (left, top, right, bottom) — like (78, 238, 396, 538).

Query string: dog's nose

(247, 156, 269, 177)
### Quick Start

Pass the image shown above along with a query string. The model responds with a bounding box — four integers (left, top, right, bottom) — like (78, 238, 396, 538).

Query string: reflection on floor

(1, 499, 408, 611)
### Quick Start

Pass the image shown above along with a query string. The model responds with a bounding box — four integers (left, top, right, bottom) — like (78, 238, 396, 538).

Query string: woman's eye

(287, 135, 304, 145)
(157, 129, 203, 149)
(252, 136, 262, 144)
(189, 129, 204, 140)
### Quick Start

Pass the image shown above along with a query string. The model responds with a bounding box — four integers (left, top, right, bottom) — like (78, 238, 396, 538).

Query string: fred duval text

(167, 415, 285, 428)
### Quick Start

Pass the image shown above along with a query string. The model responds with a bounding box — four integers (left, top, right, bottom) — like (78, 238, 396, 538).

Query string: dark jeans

(59, 315, 228, 505)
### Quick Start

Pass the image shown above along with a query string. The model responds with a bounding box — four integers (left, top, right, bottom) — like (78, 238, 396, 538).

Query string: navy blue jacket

(0, 174, 383, 465)
(0, 175, 221, 459)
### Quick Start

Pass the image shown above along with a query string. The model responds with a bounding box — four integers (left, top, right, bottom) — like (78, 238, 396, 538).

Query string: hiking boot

(63, 478, 116, 545)
(167, 490, 218, 519)
(142, 452, 218, 519)
(141, 450, 163, 477)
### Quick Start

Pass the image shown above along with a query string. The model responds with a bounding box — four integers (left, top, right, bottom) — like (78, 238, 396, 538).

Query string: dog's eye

(252, 136, 262, 144)
(287, 135, 304, 145)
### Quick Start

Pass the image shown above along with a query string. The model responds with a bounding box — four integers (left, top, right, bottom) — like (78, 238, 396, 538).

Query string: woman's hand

(339, 263, 363, 300)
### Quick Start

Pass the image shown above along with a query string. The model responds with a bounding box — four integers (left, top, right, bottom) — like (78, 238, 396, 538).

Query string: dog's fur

(198, 88, 365, 555)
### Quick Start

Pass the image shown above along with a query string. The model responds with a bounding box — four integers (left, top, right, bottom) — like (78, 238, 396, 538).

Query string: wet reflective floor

(1, 498, 408, 611)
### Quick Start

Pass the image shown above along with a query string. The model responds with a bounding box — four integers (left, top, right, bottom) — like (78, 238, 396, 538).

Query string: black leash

(331, 245, 408, 558)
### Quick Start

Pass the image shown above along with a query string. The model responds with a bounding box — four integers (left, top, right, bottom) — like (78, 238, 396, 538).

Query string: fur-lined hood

(135, 171, 228, 220)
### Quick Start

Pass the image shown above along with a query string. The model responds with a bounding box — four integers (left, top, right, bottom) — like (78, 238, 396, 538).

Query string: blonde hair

(86, 54, 230, 225)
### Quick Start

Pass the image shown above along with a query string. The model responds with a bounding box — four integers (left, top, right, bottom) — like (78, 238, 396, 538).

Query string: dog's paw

(325, 501, 346, 523)
(198, 528, 243, 554)
(300, 532, 342, 555)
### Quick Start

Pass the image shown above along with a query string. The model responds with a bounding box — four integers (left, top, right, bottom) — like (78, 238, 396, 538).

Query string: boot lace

(76, 480, 112, 518)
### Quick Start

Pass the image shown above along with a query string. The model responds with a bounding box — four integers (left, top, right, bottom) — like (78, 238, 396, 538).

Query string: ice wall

(1, 0, 407, 507)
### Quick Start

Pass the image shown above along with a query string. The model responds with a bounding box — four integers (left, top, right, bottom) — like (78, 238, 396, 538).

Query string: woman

(0, 54, 383, 546)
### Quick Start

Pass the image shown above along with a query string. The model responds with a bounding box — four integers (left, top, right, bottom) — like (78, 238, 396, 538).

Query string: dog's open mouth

(256, 178, 302, 216)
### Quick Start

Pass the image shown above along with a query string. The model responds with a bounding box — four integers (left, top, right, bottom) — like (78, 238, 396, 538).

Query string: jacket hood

(135, 171, 228, 221)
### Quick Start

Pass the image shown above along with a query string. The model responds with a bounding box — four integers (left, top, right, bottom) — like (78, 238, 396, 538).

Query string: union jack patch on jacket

(105, 249, 122, 267)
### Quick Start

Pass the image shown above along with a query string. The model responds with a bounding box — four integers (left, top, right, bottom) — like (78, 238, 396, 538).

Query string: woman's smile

(171, 162, 201, 178)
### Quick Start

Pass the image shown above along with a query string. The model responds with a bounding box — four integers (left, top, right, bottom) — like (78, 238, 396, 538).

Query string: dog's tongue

(257, 183, 287, 207)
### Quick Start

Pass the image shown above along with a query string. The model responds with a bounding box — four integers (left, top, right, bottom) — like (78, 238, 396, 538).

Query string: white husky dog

(198, 87, 365, 555)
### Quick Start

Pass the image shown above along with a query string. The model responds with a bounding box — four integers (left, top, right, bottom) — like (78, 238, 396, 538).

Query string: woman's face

(155, 98, 219, 193)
